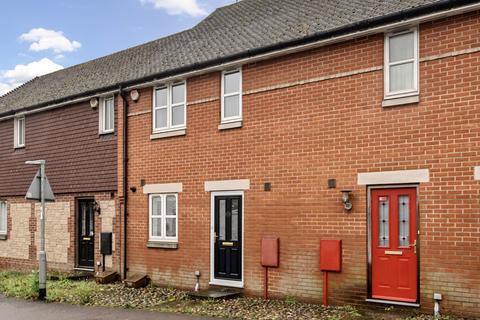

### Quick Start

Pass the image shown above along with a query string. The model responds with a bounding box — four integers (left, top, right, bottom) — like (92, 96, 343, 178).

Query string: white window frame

(148, 193, 178, 243)
(152, 81, 187, 133)
(384, 27, 419, 100)
(14, 116, 25, 148)
(0, 201, 7, 235)
(221, 69, 242, 124)
(99, 97, 115, 134)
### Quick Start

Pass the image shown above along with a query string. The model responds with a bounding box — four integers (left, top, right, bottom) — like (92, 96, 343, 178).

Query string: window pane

(155, 108, 167, 129)
(399, 195, 410, 247)
(231, 199, 239, 241)
(0, 202, 6, 233)
(171, 105, 184, 126)
(166, 195, 176, 216)
(389, 32, 414, 62)
(166, 218, 176, 237)
(19, 119, 24, 145)
(152, 196, 162, 216)
(151, 217, 162, 237)
(379, 197, 389, 247)
(107, 99, 114, 130)
(172, 84, 185, 105)
(224, 95, 240, 118)
(389, 62, 414, 92)
(219, 199, 226, 241)
(156, 87, 168, 107)
(224, 71, 240, 94)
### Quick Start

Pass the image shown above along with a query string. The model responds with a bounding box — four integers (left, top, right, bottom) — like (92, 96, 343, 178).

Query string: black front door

(77, 199, 94, 269)
(214, 195, 242, 281)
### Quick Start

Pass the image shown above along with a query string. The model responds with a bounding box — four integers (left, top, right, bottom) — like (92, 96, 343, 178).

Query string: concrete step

(188, 286, 243, 300)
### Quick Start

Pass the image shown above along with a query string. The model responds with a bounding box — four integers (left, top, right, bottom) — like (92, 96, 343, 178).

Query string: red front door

(371, 188, 418, 302)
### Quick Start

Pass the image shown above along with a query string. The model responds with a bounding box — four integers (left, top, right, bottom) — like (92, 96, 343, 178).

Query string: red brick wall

(122, 11, 480, 317)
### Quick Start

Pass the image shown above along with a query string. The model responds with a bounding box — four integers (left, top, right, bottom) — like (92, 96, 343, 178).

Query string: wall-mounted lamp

(130, 186, 137, 193)
(93, 201, 101, 215)
(341, 190, 353, 211)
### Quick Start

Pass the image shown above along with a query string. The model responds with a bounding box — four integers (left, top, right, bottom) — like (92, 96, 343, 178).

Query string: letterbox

(100, 232, 112, 255)
(261, 237, 279, 267)
(320, 239, 342, 272)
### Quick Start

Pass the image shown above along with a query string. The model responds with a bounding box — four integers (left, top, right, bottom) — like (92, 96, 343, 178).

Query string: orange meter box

(320, 240, 342, 272)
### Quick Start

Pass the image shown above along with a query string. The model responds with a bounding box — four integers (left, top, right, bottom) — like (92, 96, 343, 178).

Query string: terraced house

(1, 0, 480, 317)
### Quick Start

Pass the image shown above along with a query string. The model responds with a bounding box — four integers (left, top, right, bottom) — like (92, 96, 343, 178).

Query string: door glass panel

(399, 195, 410, 247)
(88, 205, 94, 236)
(231, 199, 239, 241)
(219, 199, 226, 240)
(379, 197, 389, 247)
(81, 205, 86, 236)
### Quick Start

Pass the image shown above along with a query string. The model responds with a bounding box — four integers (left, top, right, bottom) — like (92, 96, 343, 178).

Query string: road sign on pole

(25, 160, 53, 300)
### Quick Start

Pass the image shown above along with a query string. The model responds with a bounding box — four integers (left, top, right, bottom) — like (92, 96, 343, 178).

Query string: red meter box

(320, 240, 342, 272)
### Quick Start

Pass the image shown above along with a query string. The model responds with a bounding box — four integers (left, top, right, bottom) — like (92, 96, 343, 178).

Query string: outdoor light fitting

(341, 190, 353, 211)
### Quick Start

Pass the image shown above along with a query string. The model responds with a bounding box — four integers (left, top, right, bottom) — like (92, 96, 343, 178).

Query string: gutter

(0, 0, 479, 119)
(119, 87, 129, 279)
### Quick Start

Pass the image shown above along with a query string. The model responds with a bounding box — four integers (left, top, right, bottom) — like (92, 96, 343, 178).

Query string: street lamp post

(25, 160, 47, 300)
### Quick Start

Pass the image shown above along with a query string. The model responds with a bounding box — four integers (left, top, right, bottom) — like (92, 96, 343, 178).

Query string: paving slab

(0, 295, 215, 320)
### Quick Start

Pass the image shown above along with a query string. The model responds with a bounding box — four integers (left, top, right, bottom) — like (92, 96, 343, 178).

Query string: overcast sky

(0, 0, 235, 95)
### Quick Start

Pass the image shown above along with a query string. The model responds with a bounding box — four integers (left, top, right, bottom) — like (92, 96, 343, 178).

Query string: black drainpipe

(119, 86, 129, 279)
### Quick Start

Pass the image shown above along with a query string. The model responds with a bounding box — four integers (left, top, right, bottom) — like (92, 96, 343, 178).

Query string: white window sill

(150, 129, 186, 140)
(14, 145, 25, 149)
(382, 95, 419, 107)
(0, 234, 7, 240)
(147, 241, 178, 249)
(219, 120, 242, 131)
(99, 130, 115, 136)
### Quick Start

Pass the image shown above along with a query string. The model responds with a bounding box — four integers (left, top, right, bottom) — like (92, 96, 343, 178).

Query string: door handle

(409, 240, 417, 254)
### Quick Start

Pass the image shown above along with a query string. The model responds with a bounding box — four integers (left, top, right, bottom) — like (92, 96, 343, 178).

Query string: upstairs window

(149, 194, 178, 242)
(384, 28, 419, 99)
(0, 201, 6, 235)
(14, 116, 25, 148)
(221, 69, 242, 123)
(100, 97, 115, 134)
(153, 82, 186, 132)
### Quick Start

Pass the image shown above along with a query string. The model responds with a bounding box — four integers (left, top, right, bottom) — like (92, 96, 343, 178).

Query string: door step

(124, 273, 149, 288)
(188, 287, 242, 300)
(95, 271, 119, 284)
